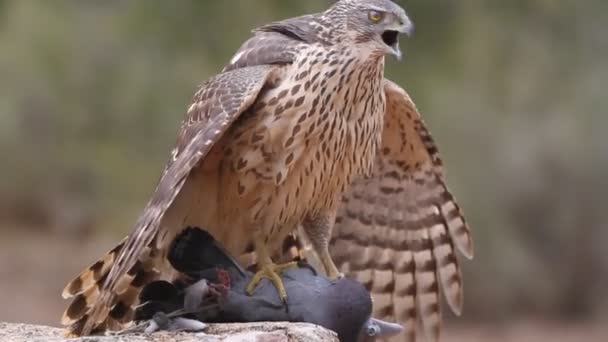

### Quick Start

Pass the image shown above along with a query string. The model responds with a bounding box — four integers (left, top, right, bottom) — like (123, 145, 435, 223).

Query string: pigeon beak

(370, 318, 404, 337)
(359, 317, 404, 341)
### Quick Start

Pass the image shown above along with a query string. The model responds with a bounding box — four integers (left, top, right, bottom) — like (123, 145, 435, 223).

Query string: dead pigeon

(134, 227, 403, 341)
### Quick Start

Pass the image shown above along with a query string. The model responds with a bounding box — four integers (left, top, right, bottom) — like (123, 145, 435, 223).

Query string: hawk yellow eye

(368, 10, 384, 23)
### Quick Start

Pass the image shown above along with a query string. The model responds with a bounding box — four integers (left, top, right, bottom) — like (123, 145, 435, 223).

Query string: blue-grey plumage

(134, 227, 403, 342)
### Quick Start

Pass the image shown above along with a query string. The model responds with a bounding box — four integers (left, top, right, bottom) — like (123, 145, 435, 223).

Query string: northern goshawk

(62, 1, 473, 341)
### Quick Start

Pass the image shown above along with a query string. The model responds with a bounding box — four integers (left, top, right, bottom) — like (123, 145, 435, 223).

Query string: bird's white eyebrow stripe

(367, 5, 386, 12)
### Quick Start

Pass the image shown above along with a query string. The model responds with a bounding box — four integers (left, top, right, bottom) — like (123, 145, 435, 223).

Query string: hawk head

(325, 0, 413, 60)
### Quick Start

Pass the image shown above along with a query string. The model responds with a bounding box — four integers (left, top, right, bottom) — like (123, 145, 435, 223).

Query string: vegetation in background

(0, 0, 606, 324)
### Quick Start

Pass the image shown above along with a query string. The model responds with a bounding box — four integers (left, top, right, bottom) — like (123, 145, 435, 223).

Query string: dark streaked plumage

(62, 1, 473, 341)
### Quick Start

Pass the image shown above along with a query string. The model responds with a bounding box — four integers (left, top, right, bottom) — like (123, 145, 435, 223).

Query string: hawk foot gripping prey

(63, 1, 474, 341)
(245, 261, 298, 302)
(132, 227, 404, 342)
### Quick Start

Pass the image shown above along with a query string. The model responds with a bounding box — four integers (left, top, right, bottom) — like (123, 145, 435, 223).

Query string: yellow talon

(246, 261, 298, 301)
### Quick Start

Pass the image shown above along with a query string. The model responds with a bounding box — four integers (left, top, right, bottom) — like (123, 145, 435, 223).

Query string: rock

(0, 322, 338, 342)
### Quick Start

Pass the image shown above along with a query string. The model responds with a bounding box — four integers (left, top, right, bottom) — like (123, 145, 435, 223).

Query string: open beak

(382, 15, 414, 61)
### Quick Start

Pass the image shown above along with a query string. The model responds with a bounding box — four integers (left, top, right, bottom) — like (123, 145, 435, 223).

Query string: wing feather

(331, 79, 473, 342)
(224, 14, 324, 72)
(78, 65, 278, 335)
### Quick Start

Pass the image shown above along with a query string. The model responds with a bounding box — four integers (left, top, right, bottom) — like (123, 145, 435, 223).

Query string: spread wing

(77, 65, 279, 335)
(330, 79, 474, 342)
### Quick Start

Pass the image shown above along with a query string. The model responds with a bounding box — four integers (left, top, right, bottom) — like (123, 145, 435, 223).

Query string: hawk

(61, 0, 473, 341)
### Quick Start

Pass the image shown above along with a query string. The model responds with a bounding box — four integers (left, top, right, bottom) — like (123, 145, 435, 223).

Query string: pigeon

(134, 227, 403, 341)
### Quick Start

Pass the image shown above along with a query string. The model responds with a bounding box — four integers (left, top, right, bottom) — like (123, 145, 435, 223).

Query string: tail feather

(61, 238, 161, 336)
(61, 285, 100, 325)
(62, 239, 126, 299)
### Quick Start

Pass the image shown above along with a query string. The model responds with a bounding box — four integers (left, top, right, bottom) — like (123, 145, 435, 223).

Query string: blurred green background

(0, 1, 606, 340)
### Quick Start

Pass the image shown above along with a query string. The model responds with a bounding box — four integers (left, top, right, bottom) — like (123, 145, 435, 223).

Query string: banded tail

(61, 238, 161, 336)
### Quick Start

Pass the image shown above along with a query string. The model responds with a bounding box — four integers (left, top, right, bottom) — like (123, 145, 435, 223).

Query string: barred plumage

(62, 1, 472, 341)
(331, 81, 473, 341)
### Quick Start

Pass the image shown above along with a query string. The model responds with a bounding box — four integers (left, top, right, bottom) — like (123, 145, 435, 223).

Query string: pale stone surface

(0, 322, 338, 342)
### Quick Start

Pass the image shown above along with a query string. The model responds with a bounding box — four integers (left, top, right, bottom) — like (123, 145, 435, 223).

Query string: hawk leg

(246, 234, 297, 302)
(303, 211, 343, 280)
(317, 247, 342, 280)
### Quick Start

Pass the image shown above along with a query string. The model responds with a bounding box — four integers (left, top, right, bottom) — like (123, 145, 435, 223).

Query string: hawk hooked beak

(381, 14, 413, 61)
